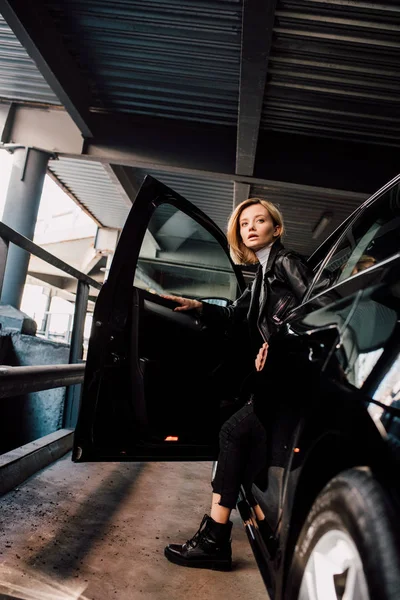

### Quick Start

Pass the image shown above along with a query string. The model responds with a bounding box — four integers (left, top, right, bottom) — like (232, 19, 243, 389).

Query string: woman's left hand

(255, 342, 269, 372)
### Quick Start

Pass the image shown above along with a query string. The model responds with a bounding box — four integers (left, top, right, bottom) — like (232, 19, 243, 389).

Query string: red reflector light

(294, 447, 300, 453)
(165, 436, 179, 442)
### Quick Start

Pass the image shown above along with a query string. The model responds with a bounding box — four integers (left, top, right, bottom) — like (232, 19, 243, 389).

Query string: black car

(73, 174, 400, 600)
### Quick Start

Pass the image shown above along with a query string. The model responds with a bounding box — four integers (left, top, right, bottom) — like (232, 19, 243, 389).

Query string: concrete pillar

(1, 147, 51, 308)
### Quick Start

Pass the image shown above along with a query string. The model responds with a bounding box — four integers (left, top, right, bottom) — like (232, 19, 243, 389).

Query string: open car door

(73, 176, 245, 462)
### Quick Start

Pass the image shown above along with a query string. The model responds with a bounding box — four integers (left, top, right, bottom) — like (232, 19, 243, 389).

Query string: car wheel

(285, 467, 400, 600)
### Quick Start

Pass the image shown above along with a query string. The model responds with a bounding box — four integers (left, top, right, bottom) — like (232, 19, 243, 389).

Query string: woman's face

(239, 203, 280, 252)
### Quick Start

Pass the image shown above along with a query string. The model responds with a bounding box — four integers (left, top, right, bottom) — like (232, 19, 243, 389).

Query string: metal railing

(0, 221, 102, 427)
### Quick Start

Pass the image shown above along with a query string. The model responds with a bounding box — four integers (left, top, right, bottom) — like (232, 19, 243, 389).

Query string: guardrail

(0, 221, 102, 427)
(0, 363, 85, 399)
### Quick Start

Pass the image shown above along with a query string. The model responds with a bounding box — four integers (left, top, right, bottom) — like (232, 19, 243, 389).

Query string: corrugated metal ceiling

(262, 0, 400, 146)
(144, 170, 234, 232)
(251, 181, 368, 256)
(47, 160, 370, 258)
(48, 157, 131, 229)
(48, 161, 235, 234)
(0, 1, 390, 260)
(0, 14, 60, 105)
(44, 0, 242, 125)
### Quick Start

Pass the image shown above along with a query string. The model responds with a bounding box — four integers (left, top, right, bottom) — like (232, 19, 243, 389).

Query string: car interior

(89, 201, 252, 455)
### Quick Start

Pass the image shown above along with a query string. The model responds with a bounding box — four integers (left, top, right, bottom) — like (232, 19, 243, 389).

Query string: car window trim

(304, 173, 400, 303)
(290, 252, 400, 326)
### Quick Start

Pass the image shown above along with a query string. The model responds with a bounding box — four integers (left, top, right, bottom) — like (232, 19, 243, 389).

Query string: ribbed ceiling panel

(251, 181, 368, 257)
(145, 170, 234, 232)
(48, 158, 130, 228)
(262, 1, 400, 146)
(44, 0, 242, 125)
(0, 14, 60, 105)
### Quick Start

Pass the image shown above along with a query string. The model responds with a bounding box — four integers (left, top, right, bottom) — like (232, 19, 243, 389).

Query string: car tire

(285, 467, 400, 600)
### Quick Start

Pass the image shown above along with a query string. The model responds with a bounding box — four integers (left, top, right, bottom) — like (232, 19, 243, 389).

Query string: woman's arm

(161, 285, 252, 333)
(199, 287, 251, 332)
(160, 294, 203, 312)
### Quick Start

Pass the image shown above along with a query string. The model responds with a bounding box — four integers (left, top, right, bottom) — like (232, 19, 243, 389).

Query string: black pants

(211, 400, 267, 509)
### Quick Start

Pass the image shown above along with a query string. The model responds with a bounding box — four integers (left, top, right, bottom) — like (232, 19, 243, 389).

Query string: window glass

(310, 181, 400, 297)
(332, 290, 397, 389)
(368, 354, 400, 428)
(134, 203, 238, 300)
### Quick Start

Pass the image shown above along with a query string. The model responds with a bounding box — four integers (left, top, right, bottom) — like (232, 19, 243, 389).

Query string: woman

(162, 198, 313, 571)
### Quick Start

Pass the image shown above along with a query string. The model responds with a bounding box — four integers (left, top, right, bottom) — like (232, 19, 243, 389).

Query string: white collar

(255, 243, 273, 271)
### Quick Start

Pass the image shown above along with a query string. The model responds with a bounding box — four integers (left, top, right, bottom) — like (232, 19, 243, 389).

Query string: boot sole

(164, 548, 232, 571)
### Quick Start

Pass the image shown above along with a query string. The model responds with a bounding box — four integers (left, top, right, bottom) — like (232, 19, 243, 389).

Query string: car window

(370, 352, 400, 442)
(134, 202, 238, 300)
(309, 180, 400, 298)
(331, 287, 398, 389)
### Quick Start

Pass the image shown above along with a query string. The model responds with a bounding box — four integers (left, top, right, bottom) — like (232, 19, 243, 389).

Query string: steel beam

(86, 112, 237, 177)
(0, 102, 16, 143)
(84, 115, 398, 194)
(4, 105, 84, 154)
(233, 182, 251, 207)
(104, 164, 145, 206)
(2, 105, 397, 195)
(0, 0, 94, 137)
(236, 0, 278, 176)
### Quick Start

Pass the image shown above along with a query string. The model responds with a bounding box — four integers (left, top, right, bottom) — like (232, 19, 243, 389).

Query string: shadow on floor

(27, 462, 144, 579)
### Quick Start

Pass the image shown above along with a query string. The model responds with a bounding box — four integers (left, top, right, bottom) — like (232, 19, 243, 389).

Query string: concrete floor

(0, 454, 268, 599)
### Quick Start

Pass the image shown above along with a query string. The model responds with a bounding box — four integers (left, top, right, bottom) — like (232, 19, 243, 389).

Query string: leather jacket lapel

(258, 240, 283, 319)
(248, 265, 262, 324)
(263, 239, 283, 276)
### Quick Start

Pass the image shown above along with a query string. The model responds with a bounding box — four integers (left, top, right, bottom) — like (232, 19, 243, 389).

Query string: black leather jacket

(201, 240, 314, 349)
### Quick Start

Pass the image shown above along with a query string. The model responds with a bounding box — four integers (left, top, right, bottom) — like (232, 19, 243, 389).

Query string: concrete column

(1, 147, 51, 308)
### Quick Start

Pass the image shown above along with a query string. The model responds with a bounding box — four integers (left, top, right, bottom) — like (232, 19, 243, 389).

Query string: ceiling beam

(105, 164, 146, 206)
(233, 182, 251, 207)
(0, 0, 94, 138)
(86, 112, 237, 178)
(2, 104, 396, 196)
(83, 113, 398, 195)
(236, 0, 278, 176)
(0, 102, 16, 143)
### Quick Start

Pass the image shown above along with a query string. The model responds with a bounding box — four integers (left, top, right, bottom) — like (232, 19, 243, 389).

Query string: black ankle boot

(164, 514, 233, 571)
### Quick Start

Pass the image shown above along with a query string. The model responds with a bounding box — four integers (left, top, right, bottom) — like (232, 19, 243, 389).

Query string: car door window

(335, 291, 397, 388)
(369, 352, 400, 430)
(309, 180, 400, 297)
(134, 203, 238, 301)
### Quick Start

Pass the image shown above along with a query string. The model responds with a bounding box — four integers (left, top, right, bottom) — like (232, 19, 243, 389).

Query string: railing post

(63, 279, 89, 428)
(0, 235, 9, 298)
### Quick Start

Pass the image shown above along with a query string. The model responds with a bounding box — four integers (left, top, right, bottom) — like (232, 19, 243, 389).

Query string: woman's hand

(255, 342, 269, 372)
(161, 294, 203, 312)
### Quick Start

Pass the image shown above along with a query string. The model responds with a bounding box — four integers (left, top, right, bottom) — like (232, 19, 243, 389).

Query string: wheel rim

(298, 529, 370, 600)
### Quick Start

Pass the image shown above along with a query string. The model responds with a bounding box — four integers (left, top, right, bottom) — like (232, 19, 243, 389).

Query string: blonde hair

(227, 197, 284, 264)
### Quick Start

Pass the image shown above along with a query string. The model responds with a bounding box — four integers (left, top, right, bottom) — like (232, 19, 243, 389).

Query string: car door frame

(73, 175, 246, 462)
